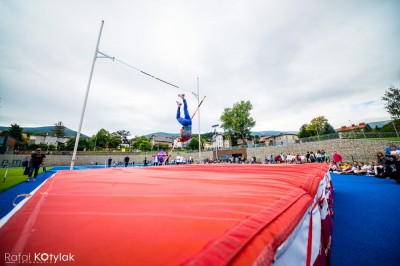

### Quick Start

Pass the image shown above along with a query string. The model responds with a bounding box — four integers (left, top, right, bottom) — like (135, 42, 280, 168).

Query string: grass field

(366, 137, 400, 141)
(0, 167, 46, 193)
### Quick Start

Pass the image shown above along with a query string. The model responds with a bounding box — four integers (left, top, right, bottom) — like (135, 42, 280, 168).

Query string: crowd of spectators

(329, 144, 400, 184)
(104, 144, 400, 185)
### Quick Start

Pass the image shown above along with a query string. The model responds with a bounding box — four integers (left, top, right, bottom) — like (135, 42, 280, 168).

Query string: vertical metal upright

(70, 21, 105, 170)
(197, 77, 201, 163)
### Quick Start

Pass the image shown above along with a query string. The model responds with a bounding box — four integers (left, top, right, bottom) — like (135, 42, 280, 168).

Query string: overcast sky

(1, 0, 399, 137)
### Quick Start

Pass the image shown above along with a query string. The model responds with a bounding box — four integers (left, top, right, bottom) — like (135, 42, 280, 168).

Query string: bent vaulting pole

(70, 21, 105, 170)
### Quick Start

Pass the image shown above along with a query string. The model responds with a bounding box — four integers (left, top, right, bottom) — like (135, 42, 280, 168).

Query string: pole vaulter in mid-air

(162, 94, 205, 165)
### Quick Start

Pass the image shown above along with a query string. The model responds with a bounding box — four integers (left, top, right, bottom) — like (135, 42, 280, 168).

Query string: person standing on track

(27, 148, 46, 182)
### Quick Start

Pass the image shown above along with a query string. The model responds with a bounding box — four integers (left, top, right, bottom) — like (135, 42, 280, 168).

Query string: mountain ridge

(0, 126, 88, 138)
(1, 120, 392, 139)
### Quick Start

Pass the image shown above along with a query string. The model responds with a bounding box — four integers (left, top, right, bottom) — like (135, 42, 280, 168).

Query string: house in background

(258, 133, 299, 146)
(337, 122, 372, 139)
(29, 135, 70, 149)
(0, 134, 16, 154)
(151, 135, 174, 148)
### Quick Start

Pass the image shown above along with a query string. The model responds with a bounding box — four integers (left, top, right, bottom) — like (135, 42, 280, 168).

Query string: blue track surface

(330, 173, 400, 266)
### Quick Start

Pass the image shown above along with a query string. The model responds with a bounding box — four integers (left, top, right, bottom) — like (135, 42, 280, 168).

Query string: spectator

(124, 156, 130, 167)
(342, 161, 358, 175)
(374, 152, 388, 176)
(376, 160, 393, 178)
(27, 148, 46, 182)
(333, 152, 343, 169)
(315, 150, 322, 163)
(389, 144, 400, 159)
(354, 162, 368, 175)
(321, 150, 329, 163)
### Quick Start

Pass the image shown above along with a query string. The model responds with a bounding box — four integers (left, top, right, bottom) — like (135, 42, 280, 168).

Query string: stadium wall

(1, 139, 399, 166)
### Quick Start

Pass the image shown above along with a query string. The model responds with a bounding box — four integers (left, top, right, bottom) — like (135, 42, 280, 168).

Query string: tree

(382, 85, 400, 120)
(52, 121, 66, 137)
(322, 122, 336, 134)
(94, 129, 111, 148)
(7, 124, 24, 141)
(109, 132, 123, 148)
(132, 136, 151, 151)
(299, 116, 335, 138)
(65, 137, 91, 151)
(220, 100, 256, 145)
(201, 132, 215, 141)
(306, 116, 328, 136)
(187, 136, 204, 150)
(380, 120, 400, 133)
(115, 130, 130, 138)
(298, 124, 312, 138)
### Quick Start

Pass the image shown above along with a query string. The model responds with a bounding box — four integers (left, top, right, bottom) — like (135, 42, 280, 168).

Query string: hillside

(0, 126, 87, 138)
(143, 130, 297, 138)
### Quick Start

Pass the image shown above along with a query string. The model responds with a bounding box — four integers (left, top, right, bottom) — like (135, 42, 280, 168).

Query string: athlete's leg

(176, 105, 189, 126)
(183, 99, 191, 122)
(176, 105, 181, 120)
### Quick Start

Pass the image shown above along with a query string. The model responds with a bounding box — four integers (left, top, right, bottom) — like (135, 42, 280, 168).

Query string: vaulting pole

(70, 20, 105, 170)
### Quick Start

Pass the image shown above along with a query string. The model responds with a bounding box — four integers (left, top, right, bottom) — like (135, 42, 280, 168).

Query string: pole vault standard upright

(70, 21, 114, 170)
(70, 21, 203, 169)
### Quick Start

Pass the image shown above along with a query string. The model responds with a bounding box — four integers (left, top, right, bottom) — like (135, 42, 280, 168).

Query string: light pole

(315, 125, 320, 141)
(212, 124, 219, 160)
(349, 120, 357, 139)
(192, 77, 202, 163)
(93, 135, 97, 151)
(393, 121, 399, 138)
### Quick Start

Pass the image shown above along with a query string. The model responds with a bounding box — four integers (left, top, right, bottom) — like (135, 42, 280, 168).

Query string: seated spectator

(342, 162, 358, 174)
(321, 150, 329, 163)
(367, 162, 376, 176)
(315, 150, 322, 163)
(374, 152, 388, 176)
(354, 162, 369, 175)
(382, 155, 400, 182)
(329, 162, 340, 172)
(376, 160, 393, 178)
(341, 162, 351, 170)
(389, 144, 400, 159)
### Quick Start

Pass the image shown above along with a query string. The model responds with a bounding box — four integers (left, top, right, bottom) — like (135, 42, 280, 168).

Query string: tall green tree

(115, 130, 130, 138)
(220, 100, 256, 145)
(65, 137, 91, 151)
(382, 85, 400, 120)
(94, 128, 111, 148)
(322, 122, 336, 134)
(299, 116, 335, 138)
(109, 132, 123, 148)
(52, 121, 66, 137)
(306, 116, 328, 135)
(7, 124, 23, 141)
(298, 124, 312, 138)
(187, 136, 204, 150)
(132, 136, 151, 151)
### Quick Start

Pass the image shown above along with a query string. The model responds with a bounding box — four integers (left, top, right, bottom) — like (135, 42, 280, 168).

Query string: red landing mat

(0, 164, 329, 265)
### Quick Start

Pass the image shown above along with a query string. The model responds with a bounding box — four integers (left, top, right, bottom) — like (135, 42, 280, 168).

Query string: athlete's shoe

(176, 101, 182, 107)
(178, 94, 185, 100)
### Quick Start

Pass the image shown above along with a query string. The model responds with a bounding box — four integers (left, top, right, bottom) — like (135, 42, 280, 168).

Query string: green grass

(366, 137, 400, 141)
(0, 167, 46, 193)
